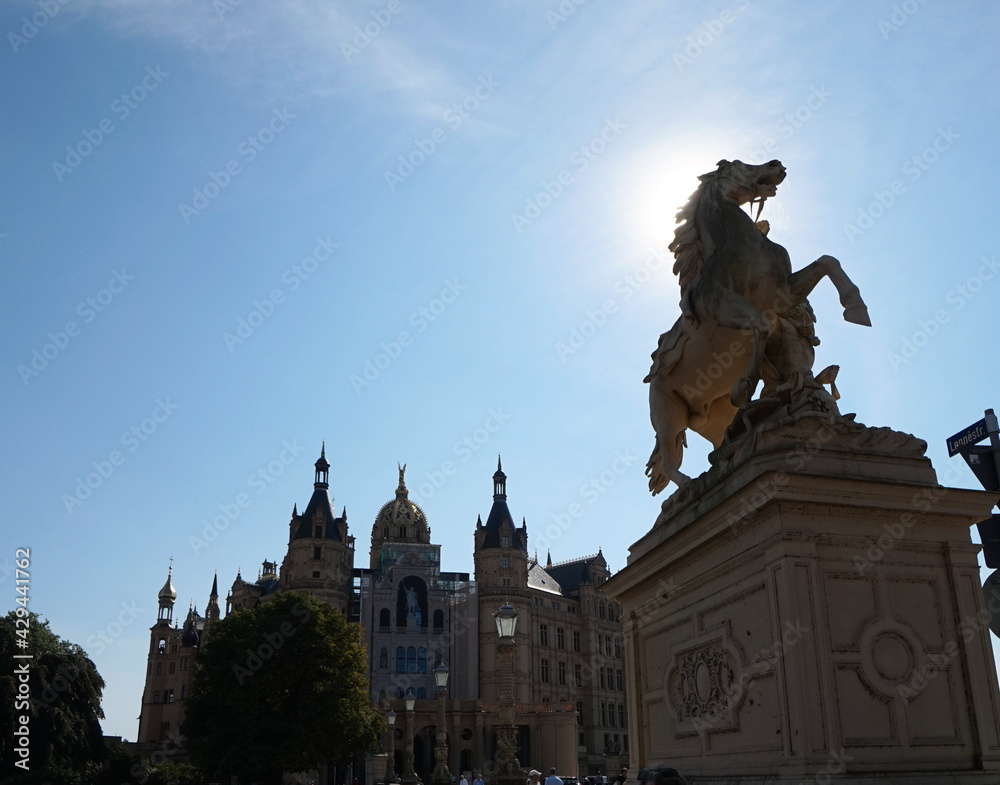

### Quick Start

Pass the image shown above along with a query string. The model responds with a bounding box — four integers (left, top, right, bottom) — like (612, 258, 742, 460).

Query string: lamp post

(385, 709, 397, 785)
(493, 601, 521, 785)
(404, 693, 417, 785)
(432, 663, 452, 785)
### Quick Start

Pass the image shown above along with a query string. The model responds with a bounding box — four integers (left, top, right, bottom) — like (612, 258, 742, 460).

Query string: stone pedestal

(604, 413, 1000, 783)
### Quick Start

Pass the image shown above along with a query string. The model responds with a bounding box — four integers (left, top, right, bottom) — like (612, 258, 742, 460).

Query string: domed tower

(278, 443, 355, 614)
(369, 463, 431, 570)
(157, 563, 177, 625)
(138, 562, 200, 747)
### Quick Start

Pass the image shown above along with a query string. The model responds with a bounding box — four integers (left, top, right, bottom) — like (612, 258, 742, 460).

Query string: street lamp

(385, 709, 397, 785)
(493, 601, 521, 785)
(432, 663, 452, 785)
(404, 692, 417, 785)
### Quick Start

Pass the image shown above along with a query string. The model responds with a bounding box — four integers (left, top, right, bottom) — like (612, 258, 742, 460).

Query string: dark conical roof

(480, 458, 526, 551)
(294, 486, 343, 541)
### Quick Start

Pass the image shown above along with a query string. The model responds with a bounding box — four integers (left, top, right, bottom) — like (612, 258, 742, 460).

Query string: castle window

(556, 628, 565, 649)
(501, 556, 509, 569)
(156, 663, 162, 675)
(433, 610, 444, 631)
(540, 658, 550, 682)
(380, 608, 391, 629)
(617, 668, 623, 690)
(501, 535, 510, 548)
(576, 701, 584, 724)
(166, 689, 174, 703)
(157, 639, 165, 655)
(315, 524, 322, 537)
(574, 664, 582, 686)
(539, 624, 548, 646)
(573, 631, 580, 652)
(380, 648, 388, 668)
(384, 527, 389, 539)
(312, 571, 320, 578)
(417, 687, 426, 699)
(599, 602, 606, 619)
(503, 578, 510, 586)
(396, 647, 405, 672)
(407, 647, 417, 672)
(615, 638, 622, 658)
(400, 526, 407, 538)
(417, 647, 427, 673)
(601, 703, 607, 725)
(619, 704, 626, 727)
(153, 690, 160, 704)
(313, 546, 321, 560)
(551, 601, 559, 610)
(558, 661, 566, 685)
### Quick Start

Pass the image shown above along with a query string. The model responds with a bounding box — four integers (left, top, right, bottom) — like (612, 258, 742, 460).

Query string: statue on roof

(645, 159, 870, 494)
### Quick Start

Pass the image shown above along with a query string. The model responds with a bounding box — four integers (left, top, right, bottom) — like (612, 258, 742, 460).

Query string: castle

(136, 447, 629, 778)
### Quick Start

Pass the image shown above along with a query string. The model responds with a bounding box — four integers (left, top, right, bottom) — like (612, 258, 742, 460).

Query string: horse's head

(701, 159, 786, 207)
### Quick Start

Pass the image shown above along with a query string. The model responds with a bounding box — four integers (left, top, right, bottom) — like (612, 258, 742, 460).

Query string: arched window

(599, 602, 606, 619)
(379, 648, 388, 668)
(417, 647, 427, 673)
(380, 608, 391, 629)
(396, 647, 405, 672)
(417, 687, 426, 699)
(400, 525, 407, 538)
(396, 687, 404, 699)
(407, 647, 417, 672)
(433, 610, 444, 630)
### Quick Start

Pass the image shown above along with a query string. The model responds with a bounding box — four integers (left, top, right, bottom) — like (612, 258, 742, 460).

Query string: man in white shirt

(544, 768, 563, 785)
(473, 773, 485, 785)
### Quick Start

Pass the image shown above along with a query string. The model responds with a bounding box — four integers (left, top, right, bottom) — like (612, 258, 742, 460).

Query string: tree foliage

(0, 611, 106, 783)
(182, 591, 382, 784)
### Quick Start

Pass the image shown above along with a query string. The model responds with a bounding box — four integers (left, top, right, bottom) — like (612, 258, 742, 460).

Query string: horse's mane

(668, 165, 720, 297)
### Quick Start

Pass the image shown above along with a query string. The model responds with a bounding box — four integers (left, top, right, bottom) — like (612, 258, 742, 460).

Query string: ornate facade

(135, 449, 628, 778)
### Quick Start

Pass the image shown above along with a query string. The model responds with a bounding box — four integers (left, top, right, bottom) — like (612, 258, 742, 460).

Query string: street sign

(947, 418, 989, 456)
(963, 447, 1000, 493)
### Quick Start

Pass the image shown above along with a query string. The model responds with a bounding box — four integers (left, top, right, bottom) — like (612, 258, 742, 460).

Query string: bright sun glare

(621, 137, 753, 253)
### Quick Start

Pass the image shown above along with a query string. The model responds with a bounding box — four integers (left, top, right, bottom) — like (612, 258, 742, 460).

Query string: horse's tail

(644, 318, 688, 383)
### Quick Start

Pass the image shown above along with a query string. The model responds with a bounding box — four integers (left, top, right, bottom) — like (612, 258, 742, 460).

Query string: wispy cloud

(61, 0, 462, 116)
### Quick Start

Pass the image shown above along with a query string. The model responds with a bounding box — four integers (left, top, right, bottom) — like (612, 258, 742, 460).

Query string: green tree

(182, 591, 382, 784)
(0, 611, 106, 783)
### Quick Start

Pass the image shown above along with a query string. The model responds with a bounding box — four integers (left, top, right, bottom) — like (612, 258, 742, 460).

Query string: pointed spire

(342, 506, 347, 520)
(210, 572, 218, 598)
(314, 443, 330, 489)
(477, 514, 482, 527)
(546, 550, 552, 568)
(292, 503, 298, 516)
(493, 455, 507, 501)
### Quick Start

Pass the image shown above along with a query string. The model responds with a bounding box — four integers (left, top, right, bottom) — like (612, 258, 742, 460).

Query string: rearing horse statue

(645, 159, 870, 495)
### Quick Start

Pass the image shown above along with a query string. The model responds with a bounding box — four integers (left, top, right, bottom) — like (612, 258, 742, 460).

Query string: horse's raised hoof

(844, 305, 871, 327)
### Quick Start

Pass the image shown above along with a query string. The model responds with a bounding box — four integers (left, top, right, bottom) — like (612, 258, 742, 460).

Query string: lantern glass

(493, 601, 518, 639)
(405, 696, 416, 712)
(387, 708, 396, 726)
(434, 662, 450, 689)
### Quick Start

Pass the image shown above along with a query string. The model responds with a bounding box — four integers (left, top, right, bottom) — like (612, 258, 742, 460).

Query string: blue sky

(3, 0, 999, 740)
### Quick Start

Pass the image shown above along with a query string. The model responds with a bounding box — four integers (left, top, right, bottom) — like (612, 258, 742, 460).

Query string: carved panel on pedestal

(665, 628, 744, 737)
(824, 571, 964, 748)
